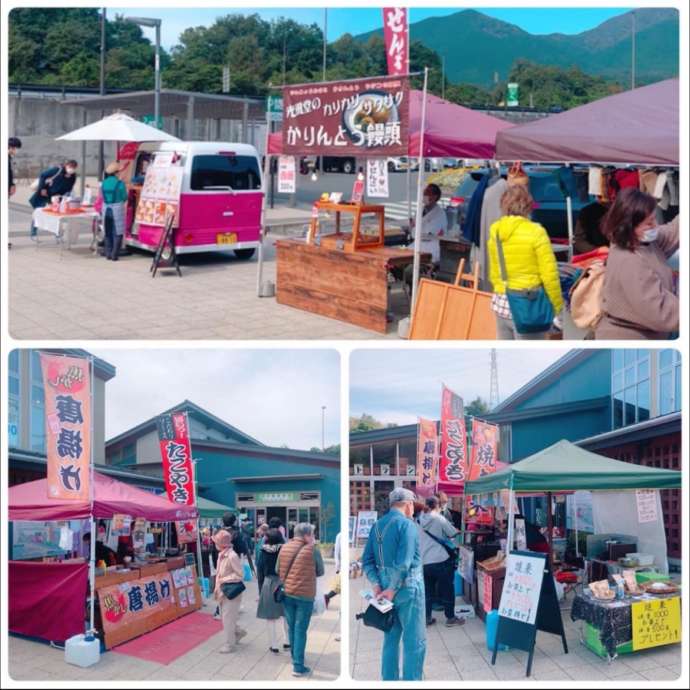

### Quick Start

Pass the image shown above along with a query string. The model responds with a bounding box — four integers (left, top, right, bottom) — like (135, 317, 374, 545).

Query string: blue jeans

(382, 580, 426, 681)
(283, 595, 313, 672)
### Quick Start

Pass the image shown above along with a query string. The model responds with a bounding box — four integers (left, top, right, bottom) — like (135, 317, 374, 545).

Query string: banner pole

(506, 486, 515, 556)
(257, 110, 273, 297)
(88, 355, 96, 638)
(187, 412, 205, 587)
(410, 66, 429, 319)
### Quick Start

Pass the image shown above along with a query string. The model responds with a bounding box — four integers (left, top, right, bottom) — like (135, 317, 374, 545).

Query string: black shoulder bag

(273, 543, 306, 603)
(423, 526, 459, 569)
(355, 521, 397, 633)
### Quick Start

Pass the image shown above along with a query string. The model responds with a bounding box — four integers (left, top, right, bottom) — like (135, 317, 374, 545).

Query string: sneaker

(445, 616, 465, 627)
(219, 645, 236, 654)
(283, 644, 291, 650)
(426, 618, 436, 627)
(292, 666, 311, 677)
(269, 647, 279, 654)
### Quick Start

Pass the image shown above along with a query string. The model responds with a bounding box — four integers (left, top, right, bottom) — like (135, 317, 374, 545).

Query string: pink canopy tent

(8, 471, 198, 522)
(268, 89, 513, 158)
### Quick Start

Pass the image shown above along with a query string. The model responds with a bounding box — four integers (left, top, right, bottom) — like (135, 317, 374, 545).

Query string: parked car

(450, 165, 591, 239)
(387, 156, 414, 172)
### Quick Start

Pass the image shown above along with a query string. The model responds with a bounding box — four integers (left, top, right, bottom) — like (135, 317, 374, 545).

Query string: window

(611, 350, 650, 429)
(397, 439, 417, 478)
(30, 352, 45, 452)
(658, 350, 681, 415)
(350, 444, 371, 476)
(190, 154, 261, 191)
(9, 351, 20, 447)
(372, 441, 396, 476)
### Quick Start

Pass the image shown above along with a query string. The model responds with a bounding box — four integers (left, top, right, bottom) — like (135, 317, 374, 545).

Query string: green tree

(465, 397, 490, 417)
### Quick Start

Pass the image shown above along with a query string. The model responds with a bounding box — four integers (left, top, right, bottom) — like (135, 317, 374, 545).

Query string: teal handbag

(495, 232, 554, 334)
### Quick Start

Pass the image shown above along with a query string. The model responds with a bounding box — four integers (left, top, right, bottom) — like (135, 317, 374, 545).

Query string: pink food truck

(124, 141, 263, 258)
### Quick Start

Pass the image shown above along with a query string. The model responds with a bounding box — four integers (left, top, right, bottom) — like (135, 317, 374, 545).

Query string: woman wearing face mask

(28, 159, 79, 239)
(596, 188, 679, 340)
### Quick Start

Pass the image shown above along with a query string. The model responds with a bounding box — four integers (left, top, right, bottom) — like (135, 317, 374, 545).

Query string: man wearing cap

(361, 487, 426, 681)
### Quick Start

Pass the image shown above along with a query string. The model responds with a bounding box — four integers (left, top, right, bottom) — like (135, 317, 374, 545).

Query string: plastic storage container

(485, 610, 509, 652)
(64, 633, 100, 668)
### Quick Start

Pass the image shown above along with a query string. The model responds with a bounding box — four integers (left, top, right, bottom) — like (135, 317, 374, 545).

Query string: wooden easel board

(491, 550, 568, 677)
(410, 278, 496, 340)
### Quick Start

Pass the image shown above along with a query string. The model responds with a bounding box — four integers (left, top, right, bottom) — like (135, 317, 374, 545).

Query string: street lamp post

(129, 16, 162, 127)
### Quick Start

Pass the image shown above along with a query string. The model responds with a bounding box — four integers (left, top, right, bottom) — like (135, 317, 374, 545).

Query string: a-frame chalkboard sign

(150, 213, 182, 278)
(491, 550, 568, 677)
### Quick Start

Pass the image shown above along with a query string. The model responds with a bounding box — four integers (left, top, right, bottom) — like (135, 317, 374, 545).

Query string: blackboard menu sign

(491, 550, 568, 677)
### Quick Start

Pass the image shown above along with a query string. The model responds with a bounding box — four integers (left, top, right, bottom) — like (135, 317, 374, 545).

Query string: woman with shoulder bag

(256, 528, 290, 654)
(595, 188, 679, 339)
(488, 184, 564, 339)
(212, 529, 247, 654)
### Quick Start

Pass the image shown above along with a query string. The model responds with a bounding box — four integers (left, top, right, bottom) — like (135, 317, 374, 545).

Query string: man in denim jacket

(362, 488, 426, 680)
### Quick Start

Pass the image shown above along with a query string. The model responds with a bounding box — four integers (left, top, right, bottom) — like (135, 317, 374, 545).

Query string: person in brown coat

(596, 188, 679, 340)
(277, 523, 325, 677)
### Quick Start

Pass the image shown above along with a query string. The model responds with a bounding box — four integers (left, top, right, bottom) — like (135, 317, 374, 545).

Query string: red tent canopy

(496, 79, 679, 166)
(268, 89, 513, 159)
(8, 472, 198, 522)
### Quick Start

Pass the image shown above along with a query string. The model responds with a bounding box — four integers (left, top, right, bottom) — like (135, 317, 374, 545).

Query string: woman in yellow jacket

(488, 185, 564, 339)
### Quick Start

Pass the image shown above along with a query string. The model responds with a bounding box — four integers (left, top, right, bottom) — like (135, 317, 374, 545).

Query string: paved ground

(8, 184, 406, 340)
(349, 570, 681, 682)
(8, 563, 340, 682)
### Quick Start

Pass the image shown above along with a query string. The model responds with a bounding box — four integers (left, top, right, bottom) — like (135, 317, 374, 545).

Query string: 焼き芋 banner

(416, 417, 439, 498)
(383, 8, 409, 76)
(40, 354, 91, 501)
(468, 419, 500, 481)
(157, 412, 196, 506)
(282, 75, 409, 156)
(438, 386, 468, 490)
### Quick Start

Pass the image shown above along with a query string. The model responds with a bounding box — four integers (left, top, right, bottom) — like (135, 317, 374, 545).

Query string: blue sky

(93, 349, 340, 450)
(112, 7, 632, 50)
(350, 348, 570, 426)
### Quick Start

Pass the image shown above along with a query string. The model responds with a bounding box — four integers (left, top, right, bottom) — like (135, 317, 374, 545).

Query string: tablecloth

(571, 592, 633, 657)
(32, 208, 99, 236)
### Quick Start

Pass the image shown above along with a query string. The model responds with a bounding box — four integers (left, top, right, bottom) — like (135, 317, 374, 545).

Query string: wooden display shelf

(276, 238, 429, 333)
(307, 200, 385, 252)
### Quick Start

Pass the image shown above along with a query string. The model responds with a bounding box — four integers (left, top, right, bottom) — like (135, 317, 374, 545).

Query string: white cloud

(91, 349, 340, 450)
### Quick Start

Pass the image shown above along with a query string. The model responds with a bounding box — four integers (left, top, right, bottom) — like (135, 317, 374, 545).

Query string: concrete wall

(8, 94, 267, 180)
(136, 429, 161, 465)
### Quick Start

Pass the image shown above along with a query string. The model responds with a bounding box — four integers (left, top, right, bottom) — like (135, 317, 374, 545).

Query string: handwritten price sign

(497, 553, 545, 626)
(632, 597, 681, 651)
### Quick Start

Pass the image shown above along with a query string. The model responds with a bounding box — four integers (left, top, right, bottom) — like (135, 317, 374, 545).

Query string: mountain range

(356, 8, 679, 87)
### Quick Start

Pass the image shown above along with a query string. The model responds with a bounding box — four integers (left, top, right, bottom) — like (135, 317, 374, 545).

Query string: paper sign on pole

(366, 159, 389, 198)
(635, 489, 658, 524)
(351, 177, 365, 203)
(355, 511, 377, 541)
(277, 156, 296, 194)
(497, 552, 546, 626)
(40, 353, 91, 502)
(514, 518, 527, 551)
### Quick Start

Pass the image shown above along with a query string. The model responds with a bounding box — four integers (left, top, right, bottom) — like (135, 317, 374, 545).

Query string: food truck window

(191, 154, 261, 191)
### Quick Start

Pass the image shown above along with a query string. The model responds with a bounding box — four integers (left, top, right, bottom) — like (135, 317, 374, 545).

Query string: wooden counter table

(276, 238, 430, 334)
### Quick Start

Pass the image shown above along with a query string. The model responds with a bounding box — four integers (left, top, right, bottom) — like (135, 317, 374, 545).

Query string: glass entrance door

(374, 480, 395, 516)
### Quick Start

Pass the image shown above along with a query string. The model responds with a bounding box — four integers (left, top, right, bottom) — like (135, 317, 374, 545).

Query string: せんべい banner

(468, 419, 500, 481)
(282, 75, 409, 156)
(40, 353, 91, 501)
(383, 8, 409, 76)
(416, 417, 439, 496)
(157, 412, 196, 506)
(438, 386, 467, 487)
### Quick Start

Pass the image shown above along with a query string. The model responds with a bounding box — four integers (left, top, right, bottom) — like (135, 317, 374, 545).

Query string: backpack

(569, 261, 606, 330)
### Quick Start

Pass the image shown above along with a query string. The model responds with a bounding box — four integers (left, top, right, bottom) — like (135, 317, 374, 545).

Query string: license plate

(216, 232, 238, 245)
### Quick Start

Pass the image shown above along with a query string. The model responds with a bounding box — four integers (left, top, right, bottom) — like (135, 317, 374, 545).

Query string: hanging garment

(652, 171, 668, 201)
(613, 169, 639, 191)
(588, 166, 603, 197)
(461, 172, 491, 247)
(639, 169, 658, 196)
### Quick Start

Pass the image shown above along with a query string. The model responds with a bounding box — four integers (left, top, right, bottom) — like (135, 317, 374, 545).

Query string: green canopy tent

(464, 440, 682, 560)
(196, 496, 234, 520)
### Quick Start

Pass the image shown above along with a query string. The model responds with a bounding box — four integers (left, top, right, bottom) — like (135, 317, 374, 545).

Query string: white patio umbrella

(56, 112, 179, 142)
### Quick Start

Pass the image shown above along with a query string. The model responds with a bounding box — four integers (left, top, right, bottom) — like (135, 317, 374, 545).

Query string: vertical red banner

(438, 386, 467, 489)
(416, 417, 439, 498)
(383, 7, 409, 76)
(157, 412, 196, 506)
(40, 353, 91, 501)
(468, 419, 500, 481)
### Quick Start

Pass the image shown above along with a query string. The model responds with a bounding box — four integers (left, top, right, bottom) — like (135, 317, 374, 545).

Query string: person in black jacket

(28, 159, 78, 239)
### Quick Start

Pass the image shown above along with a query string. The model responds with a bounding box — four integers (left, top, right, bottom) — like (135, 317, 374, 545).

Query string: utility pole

(98, 7, 106, 177)
(321, 406, 326, 452)
(631, 10, 636, 89)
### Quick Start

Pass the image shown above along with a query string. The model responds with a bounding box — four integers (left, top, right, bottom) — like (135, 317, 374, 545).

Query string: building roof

(576, 412, 681, 452)
(490, 350, 592, 414)
(60, 89, 265, 121)
(350, 424, 418, 445)
(106, 399, 264, 448)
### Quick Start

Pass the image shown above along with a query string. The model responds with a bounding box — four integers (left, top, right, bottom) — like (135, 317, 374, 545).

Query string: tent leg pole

(506, 489, 515, 555)
(566, 194, 574, 263)
(574, 493, 579, 558)
(547, 491, 554, 570)
(89, 515, 96, 635)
